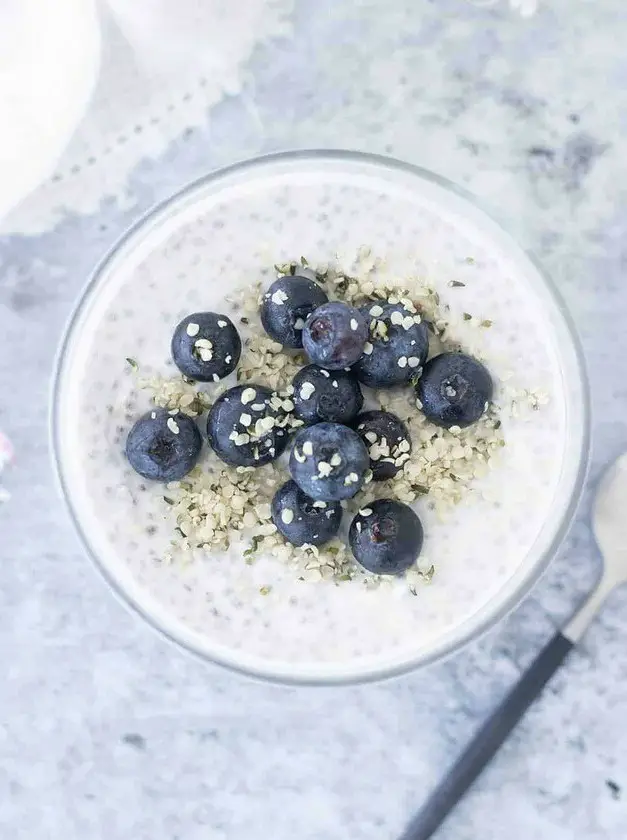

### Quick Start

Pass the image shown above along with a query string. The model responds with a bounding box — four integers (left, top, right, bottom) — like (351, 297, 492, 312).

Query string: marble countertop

(1, 1, 626, 837)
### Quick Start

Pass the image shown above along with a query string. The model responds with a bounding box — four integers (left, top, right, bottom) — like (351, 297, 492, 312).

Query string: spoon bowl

(563, 451, 627, 643)
(593, 451, 627, 581)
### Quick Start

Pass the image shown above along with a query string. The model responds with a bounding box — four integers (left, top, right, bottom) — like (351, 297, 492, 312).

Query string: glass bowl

(51, 151, 590, 685)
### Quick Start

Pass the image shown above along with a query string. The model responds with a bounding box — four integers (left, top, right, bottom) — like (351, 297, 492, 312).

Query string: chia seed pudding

(53, 154, 584, 683)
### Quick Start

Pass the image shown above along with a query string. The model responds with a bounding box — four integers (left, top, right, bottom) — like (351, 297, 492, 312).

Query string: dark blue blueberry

(206, 384, 289, 467)
(260, 274, 328, 348)
(353, 301, 429, 388)
(354, 410, 412, 481)
(302, 301, 368, 370)
(125, 408, 202, 481)
(289, 422, 369, 501)
(349, 499, 423, 576)
(416, 352, 493, 428)
(171, 312, 241, 382)
(292, 364, 363, 426)
(271, 480, 342, 547)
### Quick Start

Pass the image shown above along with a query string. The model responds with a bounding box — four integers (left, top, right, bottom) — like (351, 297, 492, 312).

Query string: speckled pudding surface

(52, 154, 586, 682)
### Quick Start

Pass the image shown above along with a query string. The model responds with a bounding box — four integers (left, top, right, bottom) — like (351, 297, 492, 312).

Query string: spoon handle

(399, 631, 574, 840)
(563, 574, 615, 643)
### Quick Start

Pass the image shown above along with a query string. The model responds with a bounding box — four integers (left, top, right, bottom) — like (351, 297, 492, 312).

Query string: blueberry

(260, 274, 328, 348)
(349, 499, 423, 575)
(292, 364, 364, 426)
(171, 312, 241, 382)
(353, 301, 429, 388)
(125, 408, 202, 481)
(302, 301, 368, 370)
(206, 384, 289, 467)
(354, 410, 412, 481)
(271, 480, 342, 547)
(416, 352, 493, 428)
(289, 422, 369, 501)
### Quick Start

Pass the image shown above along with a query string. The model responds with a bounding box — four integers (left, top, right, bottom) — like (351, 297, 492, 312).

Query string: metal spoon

(401, 453, 627, 840)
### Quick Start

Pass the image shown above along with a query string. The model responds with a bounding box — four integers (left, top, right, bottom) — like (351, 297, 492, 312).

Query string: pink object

(0, 430, 13, 471)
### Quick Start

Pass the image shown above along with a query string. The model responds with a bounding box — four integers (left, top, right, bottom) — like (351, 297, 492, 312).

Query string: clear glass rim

(50, 149, 591, 687)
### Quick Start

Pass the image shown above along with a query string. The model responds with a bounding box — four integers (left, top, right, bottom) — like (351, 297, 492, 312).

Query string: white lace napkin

(0, 0, 538, 231)
(0, 0, 293, 230)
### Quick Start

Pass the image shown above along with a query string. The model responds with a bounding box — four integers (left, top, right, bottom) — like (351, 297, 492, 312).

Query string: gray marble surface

(1, 1, 627, 837)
